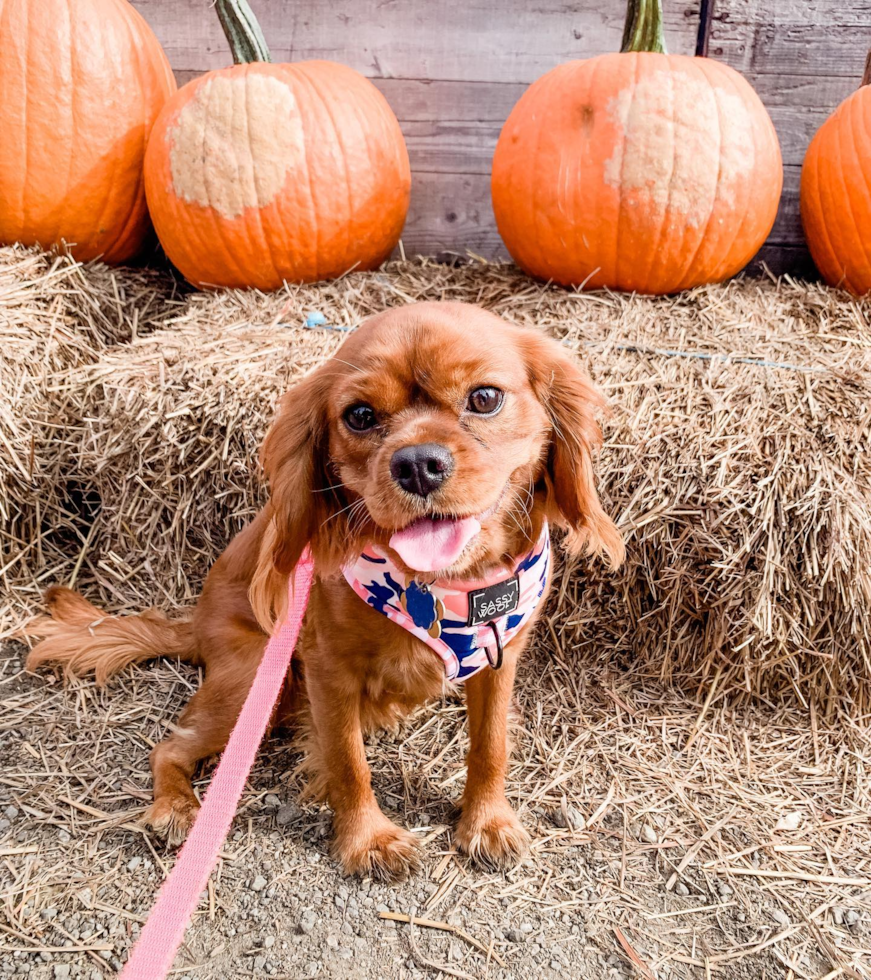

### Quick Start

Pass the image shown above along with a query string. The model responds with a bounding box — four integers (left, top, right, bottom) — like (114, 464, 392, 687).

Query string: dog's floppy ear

(250, 366, 346, 630)
(520, 330, 624, 568)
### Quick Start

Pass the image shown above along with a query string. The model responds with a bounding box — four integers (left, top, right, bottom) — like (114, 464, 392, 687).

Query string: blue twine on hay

(304, 322, 352, 332)
(292, 320, 826, 374)
(601, 343, 827, 374)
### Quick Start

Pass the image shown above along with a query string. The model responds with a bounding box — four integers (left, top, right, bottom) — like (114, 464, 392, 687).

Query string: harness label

(467, 577, 520, 626)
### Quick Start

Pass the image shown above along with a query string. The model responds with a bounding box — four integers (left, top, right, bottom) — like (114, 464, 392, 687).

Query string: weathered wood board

(133, 0, 869, 278)
(139, 0, 703, 81)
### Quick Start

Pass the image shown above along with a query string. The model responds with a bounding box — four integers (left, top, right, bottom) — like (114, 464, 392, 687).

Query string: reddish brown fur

(23, 303, 622, 877)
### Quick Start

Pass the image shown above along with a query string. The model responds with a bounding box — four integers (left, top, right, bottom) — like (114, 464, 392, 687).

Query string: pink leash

(120, 553, 314, 980)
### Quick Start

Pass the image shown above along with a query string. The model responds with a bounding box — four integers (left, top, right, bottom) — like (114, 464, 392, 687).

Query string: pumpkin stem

(862, 50, 871, 87)
(621, 0, 667, 54)
(215, 0, 272, 64)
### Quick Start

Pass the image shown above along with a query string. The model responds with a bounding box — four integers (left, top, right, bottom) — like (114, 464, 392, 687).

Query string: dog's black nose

(390, 443, 454, 497)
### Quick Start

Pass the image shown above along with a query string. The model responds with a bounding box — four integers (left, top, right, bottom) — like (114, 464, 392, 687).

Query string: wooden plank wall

(131, 0, 870, 278)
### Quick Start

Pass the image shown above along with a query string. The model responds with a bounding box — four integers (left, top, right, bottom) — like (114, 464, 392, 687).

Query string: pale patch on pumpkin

(168, 72, 303, 220)
(603, 68, 756, 227)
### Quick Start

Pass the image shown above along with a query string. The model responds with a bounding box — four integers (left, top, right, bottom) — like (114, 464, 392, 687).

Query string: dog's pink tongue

(389, 516, 481, 572)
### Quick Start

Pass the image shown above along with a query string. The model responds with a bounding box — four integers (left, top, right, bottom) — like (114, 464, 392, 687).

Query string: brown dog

(25, 302, 623, 878)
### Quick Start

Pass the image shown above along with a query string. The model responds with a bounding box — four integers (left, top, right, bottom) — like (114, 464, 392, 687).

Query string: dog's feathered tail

(22, 587, 198, 686)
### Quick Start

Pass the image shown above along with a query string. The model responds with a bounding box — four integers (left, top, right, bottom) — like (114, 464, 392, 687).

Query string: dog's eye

(344, 403, 378, 432)
(466, 386, 504, 415)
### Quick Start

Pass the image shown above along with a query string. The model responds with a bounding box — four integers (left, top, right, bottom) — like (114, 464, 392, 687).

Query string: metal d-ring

(485, 621, 504, 671)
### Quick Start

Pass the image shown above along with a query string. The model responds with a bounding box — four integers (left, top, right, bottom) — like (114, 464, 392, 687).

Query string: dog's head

(252, 302, 622, 627)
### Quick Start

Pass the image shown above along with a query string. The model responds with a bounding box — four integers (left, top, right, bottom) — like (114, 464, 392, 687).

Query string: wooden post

(696, 0, 715, 57)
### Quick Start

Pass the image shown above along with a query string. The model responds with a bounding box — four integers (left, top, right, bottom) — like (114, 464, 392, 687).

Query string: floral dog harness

(342, 523, 550, 682)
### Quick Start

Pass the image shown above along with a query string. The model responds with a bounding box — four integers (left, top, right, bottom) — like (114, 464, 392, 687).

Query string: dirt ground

(2, 623, 869, 980)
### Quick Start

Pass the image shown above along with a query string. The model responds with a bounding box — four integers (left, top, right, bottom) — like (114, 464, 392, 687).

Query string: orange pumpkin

(144, 0, 410, 290)
(0, 0, 176, 263)
(800, 56, 871, 295)
(491, 0, 782, 294)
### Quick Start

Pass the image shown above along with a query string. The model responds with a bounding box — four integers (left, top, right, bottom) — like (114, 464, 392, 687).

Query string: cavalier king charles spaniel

(25, 301, 623, 878)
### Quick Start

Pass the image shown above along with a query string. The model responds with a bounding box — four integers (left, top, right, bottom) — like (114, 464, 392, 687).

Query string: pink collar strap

(342, 523, 550, 682)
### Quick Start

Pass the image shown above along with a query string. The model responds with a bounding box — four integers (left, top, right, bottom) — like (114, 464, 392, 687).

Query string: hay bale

(65, 311, 341, 607)
(558, 282, 871, 714)
(0, 246, 183, 629)
(8, 256, 871, 711)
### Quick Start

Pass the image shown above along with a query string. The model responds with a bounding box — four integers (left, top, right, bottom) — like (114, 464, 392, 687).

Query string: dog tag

(467, 577, 520, 626)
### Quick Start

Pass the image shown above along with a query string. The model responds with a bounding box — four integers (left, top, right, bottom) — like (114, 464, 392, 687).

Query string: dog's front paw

(455, 799, 530, 870)
(142, 794, 200, 847)
(332, 811, 421, 881)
